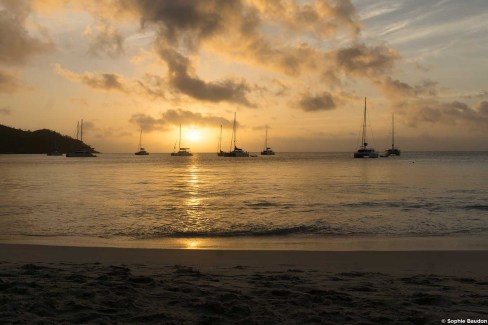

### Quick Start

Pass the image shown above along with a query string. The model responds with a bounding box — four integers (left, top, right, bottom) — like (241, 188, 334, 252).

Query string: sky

(1, 0, 487, 153)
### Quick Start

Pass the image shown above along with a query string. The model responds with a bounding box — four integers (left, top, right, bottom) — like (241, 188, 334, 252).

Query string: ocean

(1, 152, 487, 250)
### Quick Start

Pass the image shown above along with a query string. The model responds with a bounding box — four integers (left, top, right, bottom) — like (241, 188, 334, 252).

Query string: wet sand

(1, 244, 487, 324)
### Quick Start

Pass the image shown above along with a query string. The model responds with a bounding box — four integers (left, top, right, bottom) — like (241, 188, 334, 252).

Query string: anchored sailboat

(135, 128, 149, 155)
(223, 113, 250, 157)
(217, 124, 225, 156)
(354, 97, 379, 158)
(383, 114, 401, 157)
(260, 126, 275, 155)
(66, 119, 96, 157)
(171, 124, 193, 156)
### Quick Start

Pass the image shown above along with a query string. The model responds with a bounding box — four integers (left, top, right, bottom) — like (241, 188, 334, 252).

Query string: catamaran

(66, 119, 97, 157)
(171, 124, 193, 156)
(354, 97, 379, 158)
(134, 128, 149, 155)
(223, 113, 250, 157)
(383, 114, 401, 157)
(260, 126, 275, 155)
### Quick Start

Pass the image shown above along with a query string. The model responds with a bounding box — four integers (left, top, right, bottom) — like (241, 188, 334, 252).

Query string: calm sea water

(1, 152, 487, 250)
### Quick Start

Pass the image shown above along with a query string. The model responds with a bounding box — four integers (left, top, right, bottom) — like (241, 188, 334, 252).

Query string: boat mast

(80, 119, 83, 142)
(233, 112, 237, 149)
(218, 124, 222, 151)
(391, 114, 395, 149)
(139, 128, 143, 149)
(179, 124, 182, 150)
(265, 126, 268, 150)
(361, 97, 367, 149)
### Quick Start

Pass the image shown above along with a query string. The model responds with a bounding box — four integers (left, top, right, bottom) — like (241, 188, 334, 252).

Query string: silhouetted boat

(66, 119, 96, 157)
(217, 124, 225, 156)
(223, 113, 250, 157)
(354, 97, 379, 158)
(134, 128, 149, 155)
(171, 124, 193, 156)
(382, 114, 401, 157)
(260, 126, 275, 155)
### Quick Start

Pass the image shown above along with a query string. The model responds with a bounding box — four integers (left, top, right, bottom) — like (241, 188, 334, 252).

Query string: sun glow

(187, 129, 201, 142)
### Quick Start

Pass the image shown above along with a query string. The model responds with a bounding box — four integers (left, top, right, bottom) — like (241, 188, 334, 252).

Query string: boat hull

(354, 149, 379, 158)
(383, 148, 401, 157)
(171, 151, 193, 156)
(223, 149, 250, 157)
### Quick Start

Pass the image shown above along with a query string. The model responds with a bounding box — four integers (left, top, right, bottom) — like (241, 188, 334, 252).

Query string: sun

(187, 129, 201, 142)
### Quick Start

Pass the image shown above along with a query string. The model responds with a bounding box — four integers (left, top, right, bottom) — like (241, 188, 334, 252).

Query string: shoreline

(1, 243, 487, 276)
(2, 233, 488, 251)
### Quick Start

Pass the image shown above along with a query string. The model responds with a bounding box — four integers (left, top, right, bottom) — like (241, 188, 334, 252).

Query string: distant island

(0, 124, 98, 154)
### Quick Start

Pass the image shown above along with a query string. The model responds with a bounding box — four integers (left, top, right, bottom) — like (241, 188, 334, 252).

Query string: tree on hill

(0, 124, 98, 154)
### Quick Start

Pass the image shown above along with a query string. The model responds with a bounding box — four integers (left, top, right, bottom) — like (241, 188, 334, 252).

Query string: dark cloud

(0, 0, 53, 64)
(157, 45, 254, 106)
(401, 99, 488, 131)
(129, 0, 244, 50)
(83, 22, 124, 58)
(373, 74, 486, 130)
(295, 91, 336, 112)
(81, 73, 125, 91)
(333, 43, 400, 78)
(377, 78, 438, 99)
(129, 113, 163, 132)
(129, 109, 233, 131)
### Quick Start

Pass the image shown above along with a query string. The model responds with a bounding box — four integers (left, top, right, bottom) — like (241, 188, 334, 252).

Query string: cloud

(129, 109, 234, 131)
(54, 64, 126, 92)
(130, 0, 246, 50)
(478, 101, 488, 115)
(110, 0, 363, 102)
(135, 73, 165, 98)
(332, 43, 400, 79)
(83, 22, 124, 58)
(156, 45, 254, 106)
(295, 91, 336, 112)
(0, 0, 53, 64)
(247, 0, 360, 38)
(0, 70, 23, 93)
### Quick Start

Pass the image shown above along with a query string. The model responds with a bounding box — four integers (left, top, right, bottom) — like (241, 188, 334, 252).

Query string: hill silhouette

(0, 124, 98, 154)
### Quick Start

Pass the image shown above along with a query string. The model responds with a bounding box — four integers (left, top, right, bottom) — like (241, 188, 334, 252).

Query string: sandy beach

(1, 244, 487, 324)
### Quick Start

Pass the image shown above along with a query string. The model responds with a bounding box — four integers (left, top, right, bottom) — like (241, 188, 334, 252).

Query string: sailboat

(223, 113, 250, 157)
(217, 124, 225, 156)
(66, 119, 96, 157)
(171, 124, 193, 156)
(260, 126, 275, 155)
(134, 128, 149, 155)
(354, 97, 379, 158)
(383, 114, 401, 157)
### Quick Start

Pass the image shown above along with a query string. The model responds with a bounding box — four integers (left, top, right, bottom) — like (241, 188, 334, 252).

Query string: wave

(463, 204, 488, 211)
(113, 223, 488, 240)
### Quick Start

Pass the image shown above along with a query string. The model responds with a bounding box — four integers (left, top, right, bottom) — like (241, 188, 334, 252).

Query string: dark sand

(1, 244, 487, 324)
